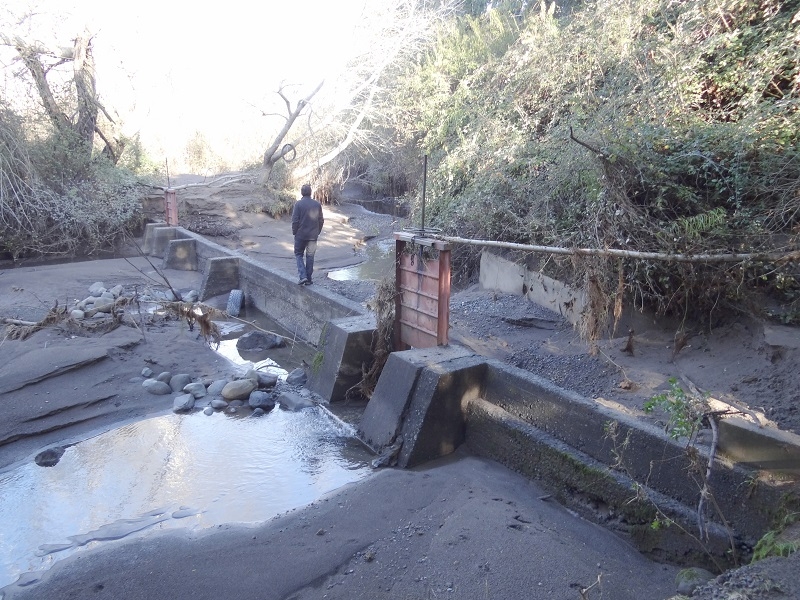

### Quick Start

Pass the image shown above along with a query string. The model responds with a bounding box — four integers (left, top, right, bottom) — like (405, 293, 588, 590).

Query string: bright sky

(2, 0, 372, 169)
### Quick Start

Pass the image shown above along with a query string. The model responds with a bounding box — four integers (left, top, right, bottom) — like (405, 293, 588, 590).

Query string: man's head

(301, 184, 312, 197)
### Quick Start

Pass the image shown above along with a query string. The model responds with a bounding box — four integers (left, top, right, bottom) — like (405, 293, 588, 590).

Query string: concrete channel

(143, 222, 800, 570)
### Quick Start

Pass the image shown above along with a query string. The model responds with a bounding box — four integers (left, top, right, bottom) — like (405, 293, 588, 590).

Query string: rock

(70, 309, 85, 320)
(109, 284, 124, 298)
(251, 408, 265, 417)
(203, 406, 214, 416)
(88, 282, 106, 295)
(277, 391, 315, 412)
(35, 446, 66, 467)
(248, 390, 275, 410)
(183, 382, 207, 398)
(244, 368, 260, 383)
(141, 367, 154, 378)
(100, 291, 116, 301)
(182, 290, 199, 302)
(173, 393, 195, 413)
(675, 567, 715, 595)
(230, 400, 244, 407)
(221, 379, 257, 400)
(169, 373, 193, 392)
(236, 331, 285, 351)
(207, 379, 228, 396)
(142, 379, 172, 395)
(75, 300, 87, 310)
(254, 371, 279, 388)
(83, 295, 100, 306)
(210, 398, 229, 410)
(93, 298, 115, 313)
(156, 371, 172, 384)
(286, 368, 307, 386)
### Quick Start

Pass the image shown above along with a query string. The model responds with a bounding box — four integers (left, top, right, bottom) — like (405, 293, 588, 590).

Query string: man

(291, 183, 324, 285)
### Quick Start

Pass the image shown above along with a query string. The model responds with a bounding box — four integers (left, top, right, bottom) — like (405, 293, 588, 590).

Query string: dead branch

(434, 235, 799, 264)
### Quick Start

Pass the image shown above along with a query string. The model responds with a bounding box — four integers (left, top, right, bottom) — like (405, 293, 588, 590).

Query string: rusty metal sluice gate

(394, 231, 452, 349)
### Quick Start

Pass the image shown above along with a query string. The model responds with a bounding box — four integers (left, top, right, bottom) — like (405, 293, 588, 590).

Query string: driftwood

(433, 235, 799, 265)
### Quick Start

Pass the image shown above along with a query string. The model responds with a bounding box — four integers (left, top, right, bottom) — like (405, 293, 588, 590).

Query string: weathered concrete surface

(716, 414, 800, 475)
(475, 359, 789, 548)
(465, 398, 732, 568)
(143, 225, 367, 345)
(163, 238, 197, 271)
(358, 345, 476, 452)
(306, 315, 376, 403)
(199, 256, 240, 302)
(396, 355, 486, 468)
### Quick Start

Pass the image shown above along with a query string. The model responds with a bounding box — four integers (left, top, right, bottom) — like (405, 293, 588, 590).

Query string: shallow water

(328, 238, 396, 282)
(0, 408, 372, 589)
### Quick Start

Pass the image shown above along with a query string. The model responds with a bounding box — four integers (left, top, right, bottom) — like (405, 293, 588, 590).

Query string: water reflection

(327, 238, 396, 282)
(0, 409, 371, 589)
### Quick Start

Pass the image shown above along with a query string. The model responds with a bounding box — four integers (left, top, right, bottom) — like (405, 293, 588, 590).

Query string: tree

(2, 28, 123, 165)
(257, 0, 458, 190)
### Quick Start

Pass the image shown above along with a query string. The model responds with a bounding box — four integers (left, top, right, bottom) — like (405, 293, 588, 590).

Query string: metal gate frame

(394, 231, 451, 349)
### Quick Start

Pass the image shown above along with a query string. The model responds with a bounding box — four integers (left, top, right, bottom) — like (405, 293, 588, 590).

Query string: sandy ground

(0, 179, 798, 598)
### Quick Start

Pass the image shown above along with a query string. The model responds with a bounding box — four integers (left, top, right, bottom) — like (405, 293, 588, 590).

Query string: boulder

(210, 398, 229, 410)
(142, 379, 172, 395)
(141, 367, 154, 378)
(169, 373, 193, 392)
(236, 331, 285, 351)
(93, 298, 115, 313)
(221, 379, 257, 400)
(277, 391, 314, 412)
(183, 382, 207, 398)
(156, 371, 172, 383)
(248, 390, 275, 410)
(254, 371, 279, 388)
(173, 393, 195, 413)
(286, 368, 307, 386)
(88, 282, 106, 295)
(207, 379, 228, 396)
(675, 567, 715, 595)
(70, 309, 85, 320)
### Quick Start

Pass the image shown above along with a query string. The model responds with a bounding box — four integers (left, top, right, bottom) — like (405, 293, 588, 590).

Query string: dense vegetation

(350, 0, 800, 328)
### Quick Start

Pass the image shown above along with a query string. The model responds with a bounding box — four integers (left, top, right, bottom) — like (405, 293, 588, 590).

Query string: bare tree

(2, 28, 123, 164)
(256, 0, 457, 188)
(259, 80, 324, 184)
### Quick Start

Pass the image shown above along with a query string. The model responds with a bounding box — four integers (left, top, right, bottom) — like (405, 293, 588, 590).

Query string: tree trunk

(73, 30, 98, 153)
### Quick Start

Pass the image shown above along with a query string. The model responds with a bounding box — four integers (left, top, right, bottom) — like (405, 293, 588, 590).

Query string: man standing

(291, 183, 324, 285)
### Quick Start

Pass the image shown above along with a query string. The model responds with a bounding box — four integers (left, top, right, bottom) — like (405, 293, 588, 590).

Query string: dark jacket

(291, 195, 324, 240)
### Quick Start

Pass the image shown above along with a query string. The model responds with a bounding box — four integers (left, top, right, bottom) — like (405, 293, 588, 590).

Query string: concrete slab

(397, 355, 487, 468)
(199, 257, 240, 302)
(358, 345, 479, 455)
(307, 315, 376, 403)
(163, 238, 197, 271)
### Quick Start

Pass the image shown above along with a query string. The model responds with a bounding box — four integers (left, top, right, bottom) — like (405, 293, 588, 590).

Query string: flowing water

(0, 304, 374, 591)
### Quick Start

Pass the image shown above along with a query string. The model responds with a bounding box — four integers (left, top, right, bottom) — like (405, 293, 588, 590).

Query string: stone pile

(68, 281, 199, 322)
(140, 364, 315, 416)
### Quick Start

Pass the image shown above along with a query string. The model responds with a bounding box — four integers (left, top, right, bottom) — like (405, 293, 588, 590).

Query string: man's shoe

(304, 279, 313, 285)
(298, 278, 308, 285)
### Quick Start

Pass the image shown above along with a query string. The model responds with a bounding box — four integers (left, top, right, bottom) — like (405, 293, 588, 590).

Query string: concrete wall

(142, 223, 366, 346)
(479, 251, 586, 325)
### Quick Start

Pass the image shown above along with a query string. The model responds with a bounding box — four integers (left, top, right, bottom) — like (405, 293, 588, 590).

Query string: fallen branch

(432, 235, 799, 264)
